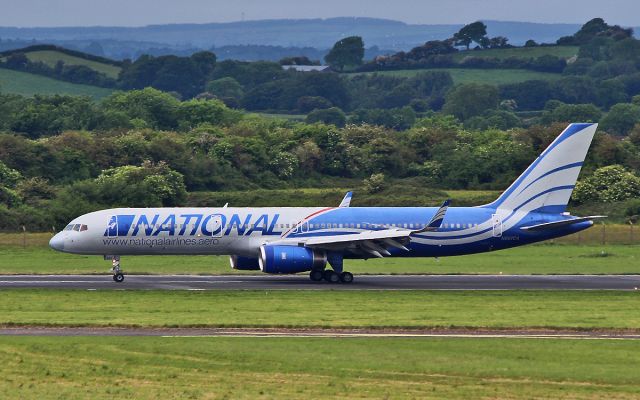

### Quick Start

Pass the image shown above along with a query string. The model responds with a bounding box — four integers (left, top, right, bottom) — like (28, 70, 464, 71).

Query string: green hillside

(0, 68, 114, 99)
(354, 68, 562, 85)
(452, 46, 579, 62)
(23, 50, 122, 79)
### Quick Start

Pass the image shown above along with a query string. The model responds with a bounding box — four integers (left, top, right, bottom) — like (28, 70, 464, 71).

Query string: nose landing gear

(110, 256, 125, 283)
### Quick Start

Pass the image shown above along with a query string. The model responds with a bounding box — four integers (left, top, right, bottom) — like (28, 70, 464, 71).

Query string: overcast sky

(1, 0, 638, 27)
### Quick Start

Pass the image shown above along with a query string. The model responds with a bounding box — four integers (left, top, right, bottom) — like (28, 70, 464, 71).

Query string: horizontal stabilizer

(520, 216, 606, 231)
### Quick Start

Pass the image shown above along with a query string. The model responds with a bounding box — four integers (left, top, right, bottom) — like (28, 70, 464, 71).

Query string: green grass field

(352, 68, 562, 85)
(1, 290, 639, 329)
(451, 45, 579, 62)
(1, 336, 638, 399)
(23, 50, 122, 79)
(0, 67, 114, 99)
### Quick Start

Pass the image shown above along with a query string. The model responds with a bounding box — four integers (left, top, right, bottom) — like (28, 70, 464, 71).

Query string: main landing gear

(309, 252, 353, 284)
(309, 269, 353, 284)
(111, 256, 125, 283)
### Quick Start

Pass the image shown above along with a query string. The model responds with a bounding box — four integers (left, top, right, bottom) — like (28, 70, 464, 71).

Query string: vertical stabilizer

(484, 123, 598, 214)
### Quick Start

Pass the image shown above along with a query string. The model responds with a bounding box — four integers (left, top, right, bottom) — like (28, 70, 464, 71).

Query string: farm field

(0, 336, 638, 399)
(22, 50, 122, 78)
(451, 45, 579, 61)
(0, 67, 114, 99)
(1, 289, 639, 329)
(352, 68, 562, 85)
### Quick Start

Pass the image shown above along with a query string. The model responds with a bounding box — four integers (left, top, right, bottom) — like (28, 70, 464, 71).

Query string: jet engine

(259, 245, 327, 274)
(229, 255, 261, 270)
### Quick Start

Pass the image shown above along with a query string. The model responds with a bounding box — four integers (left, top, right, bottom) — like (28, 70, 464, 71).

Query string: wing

(271, 200, 450, 259)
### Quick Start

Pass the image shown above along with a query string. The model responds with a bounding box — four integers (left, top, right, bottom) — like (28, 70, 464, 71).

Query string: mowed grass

(451, 45, 579, 62)
(23, 50, 122, 79)
(1, 336, 639, 399)
(1, 290, 639, 329)
(356, 68, 562, 85)
(0, 68, 114, 99)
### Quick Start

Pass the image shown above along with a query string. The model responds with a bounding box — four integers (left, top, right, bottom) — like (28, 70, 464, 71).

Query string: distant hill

(0, 45, 122, 78)
(0, 18, 635, 60)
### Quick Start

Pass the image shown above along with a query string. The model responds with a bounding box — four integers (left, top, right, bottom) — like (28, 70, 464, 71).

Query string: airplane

(49, 123, 604, 284)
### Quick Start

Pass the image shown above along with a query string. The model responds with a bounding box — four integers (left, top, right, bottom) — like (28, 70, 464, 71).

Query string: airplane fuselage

(51, 205, 593, 258)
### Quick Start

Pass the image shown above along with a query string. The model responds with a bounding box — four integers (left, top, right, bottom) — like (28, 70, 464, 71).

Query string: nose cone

(49, 234, 65, 252)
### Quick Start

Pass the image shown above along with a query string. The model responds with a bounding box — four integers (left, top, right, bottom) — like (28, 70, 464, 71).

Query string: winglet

(414, 199, 450, 233)
(339, 191, 353, 208)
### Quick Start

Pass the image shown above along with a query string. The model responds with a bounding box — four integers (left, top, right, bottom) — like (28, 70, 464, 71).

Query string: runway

(1, 326, 639, 339)
(1, 274, 639, 290)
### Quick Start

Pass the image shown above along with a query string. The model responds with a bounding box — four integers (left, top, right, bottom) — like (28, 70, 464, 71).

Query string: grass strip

(0, 336, 639, 399)
(1, 290, 639, 330)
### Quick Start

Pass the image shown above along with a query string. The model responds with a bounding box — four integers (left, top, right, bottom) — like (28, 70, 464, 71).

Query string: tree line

(1, 88, 639, 230)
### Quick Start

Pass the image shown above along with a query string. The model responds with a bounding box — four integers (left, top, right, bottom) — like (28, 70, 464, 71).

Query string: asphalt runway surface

(1, 274, 639, 290)
(1, 326, 640, 339)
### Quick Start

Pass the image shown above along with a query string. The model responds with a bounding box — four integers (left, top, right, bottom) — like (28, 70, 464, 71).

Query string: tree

(325, 36, 365, 71)
(306, 107, 347, 127)
(93, 161, 187, 207)
(206, 77, 244, 102)
(573, 165, 640, 203)
(442, 84, 499, 120)
(600, 103, 640, 136)
(541, 103, 602, 124)
(102, 88, 180, 130)
(190, 51, 217, 76)
(452, 21, 488, 50)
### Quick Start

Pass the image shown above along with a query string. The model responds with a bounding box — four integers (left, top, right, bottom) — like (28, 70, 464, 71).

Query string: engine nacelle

(229, 255, 261, 270)
(259, 245, 327, 274)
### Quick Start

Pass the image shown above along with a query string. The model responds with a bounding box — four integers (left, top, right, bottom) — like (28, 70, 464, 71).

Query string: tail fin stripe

(516, 161, 583, 197)
(502, 185, 576, 224)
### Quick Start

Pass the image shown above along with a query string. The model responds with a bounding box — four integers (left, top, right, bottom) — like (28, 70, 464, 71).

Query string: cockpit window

(64, 224, 74, 231)
(73, 224, 81, 231)
(80, 225, 88, 231)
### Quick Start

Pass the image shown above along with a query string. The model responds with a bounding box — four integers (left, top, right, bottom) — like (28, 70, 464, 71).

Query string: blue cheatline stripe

(483, 123, 592, 209)
(502, 185, 575, 224)
(515, 161, 583, 197)
(416, 185, 575, 241)
(290, 231, 360, 238)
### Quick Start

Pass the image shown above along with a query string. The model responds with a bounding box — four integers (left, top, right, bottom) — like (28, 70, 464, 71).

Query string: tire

(340, 272, 354, 284)
(113, 273, 125, 283)
(310, 270, 324, 282)
(324, 270, 340, 283)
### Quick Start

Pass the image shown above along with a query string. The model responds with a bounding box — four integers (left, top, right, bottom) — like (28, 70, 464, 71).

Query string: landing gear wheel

(340, 272, 354, 283)
(323, 270, 340, 283)
(310, 270, 324, 282)
(113, 273, 125, 283)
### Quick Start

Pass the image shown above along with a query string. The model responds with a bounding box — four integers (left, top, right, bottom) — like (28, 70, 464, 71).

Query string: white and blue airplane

(50, 123, 604, 283)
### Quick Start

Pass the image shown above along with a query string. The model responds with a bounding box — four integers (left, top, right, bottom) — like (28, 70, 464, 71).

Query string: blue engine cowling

(229, 255, 261, 270)
(259, 245, 327, 274)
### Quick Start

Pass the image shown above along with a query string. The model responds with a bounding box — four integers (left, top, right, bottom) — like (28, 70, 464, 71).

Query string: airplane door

(208, 214, 223, 238)
(492, 214, 503, 238)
